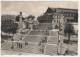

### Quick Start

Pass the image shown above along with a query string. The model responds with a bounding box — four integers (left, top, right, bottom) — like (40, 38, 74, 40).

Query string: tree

(27, 15, 35, 20)
(1, 19, 18, 34)
(27, 15, 35, 30)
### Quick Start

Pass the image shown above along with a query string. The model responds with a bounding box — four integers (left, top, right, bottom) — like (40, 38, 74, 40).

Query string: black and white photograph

(1, 1, 78, 55)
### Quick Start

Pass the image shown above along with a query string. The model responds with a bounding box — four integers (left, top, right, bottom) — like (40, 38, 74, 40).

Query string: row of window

(52, 13, 77, 18)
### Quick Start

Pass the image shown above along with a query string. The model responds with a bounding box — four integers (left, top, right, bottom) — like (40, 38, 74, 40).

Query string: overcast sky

(1, 1, 78, 17)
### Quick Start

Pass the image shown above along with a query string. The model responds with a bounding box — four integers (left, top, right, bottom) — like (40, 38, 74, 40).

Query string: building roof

(37, 7, 78, 23)
(45, 7, 78, 14)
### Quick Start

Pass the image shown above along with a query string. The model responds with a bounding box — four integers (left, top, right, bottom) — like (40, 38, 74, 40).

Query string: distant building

(37, 7, 78, 23)
(37, 8, 78, 27)
(46, 8, 78, 22)
(37, 7, 78, 34)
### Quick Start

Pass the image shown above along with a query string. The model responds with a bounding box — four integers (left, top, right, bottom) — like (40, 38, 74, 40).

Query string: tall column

(18, 12, 23, 33)
(59, 14, 64, 35)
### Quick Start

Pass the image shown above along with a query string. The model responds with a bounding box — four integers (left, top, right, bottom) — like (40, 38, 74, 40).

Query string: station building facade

(37, 7, 78, 34)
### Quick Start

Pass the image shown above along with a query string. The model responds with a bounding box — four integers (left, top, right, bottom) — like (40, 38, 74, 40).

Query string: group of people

(11, 40, 28, 49)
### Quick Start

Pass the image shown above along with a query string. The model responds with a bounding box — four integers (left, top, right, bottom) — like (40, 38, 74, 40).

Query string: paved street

(1, 29, 78, 55)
